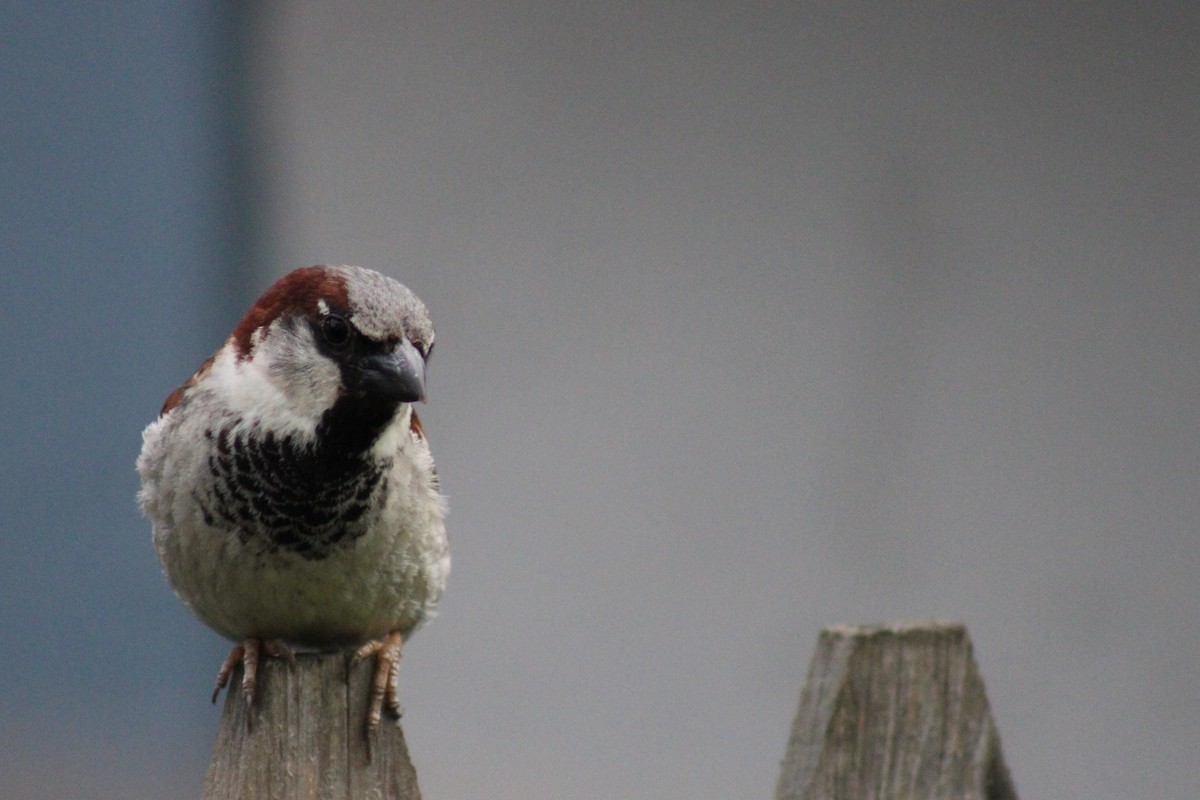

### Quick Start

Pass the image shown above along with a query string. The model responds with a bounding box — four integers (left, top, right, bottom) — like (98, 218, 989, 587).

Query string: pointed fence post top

(775, 621, 1017, 800)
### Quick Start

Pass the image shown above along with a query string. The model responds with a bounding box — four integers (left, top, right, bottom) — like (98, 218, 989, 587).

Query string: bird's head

(166, 265, 435, 454)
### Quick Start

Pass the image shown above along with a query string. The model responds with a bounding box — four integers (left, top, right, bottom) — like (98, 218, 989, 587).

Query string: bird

(137, 264, 449, 737)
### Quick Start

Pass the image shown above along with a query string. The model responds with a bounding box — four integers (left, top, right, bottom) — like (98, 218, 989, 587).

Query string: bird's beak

(359, 338, 426, 403)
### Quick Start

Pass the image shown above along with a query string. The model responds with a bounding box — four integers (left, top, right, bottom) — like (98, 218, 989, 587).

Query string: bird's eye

(321, 315, 351, 347)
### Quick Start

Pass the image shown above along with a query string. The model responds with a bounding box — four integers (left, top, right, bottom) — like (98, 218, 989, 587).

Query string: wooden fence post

(774, 622, 1017, 800)
(202, 651, 421, 800)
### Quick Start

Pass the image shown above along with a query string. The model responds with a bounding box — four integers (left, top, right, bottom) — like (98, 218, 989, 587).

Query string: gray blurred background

(2, 3, 1197, 799)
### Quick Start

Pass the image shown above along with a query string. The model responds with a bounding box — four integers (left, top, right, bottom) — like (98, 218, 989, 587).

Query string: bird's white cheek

(259, 326, 342, 422)
(200, 333, 338, 436)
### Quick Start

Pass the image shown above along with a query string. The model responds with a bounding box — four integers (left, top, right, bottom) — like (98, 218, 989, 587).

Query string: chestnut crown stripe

(159, 267, 350, 418)
(231, 266, 351, 360)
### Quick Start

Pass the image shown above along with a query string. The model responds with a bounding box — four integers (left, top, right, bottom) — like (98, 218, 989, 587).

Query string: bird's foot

(211, 638, 296, 729)
(350, 631, 405, 742)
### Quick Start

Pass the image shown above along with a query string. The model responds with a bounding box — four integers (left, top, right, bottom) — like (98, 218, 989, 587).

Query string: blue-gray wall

(1, 3, 252, 796)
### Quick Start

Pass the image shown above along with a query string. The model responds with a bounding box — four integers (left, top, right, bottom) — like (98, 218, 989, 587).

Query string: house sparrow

(137, 265, 449, 736)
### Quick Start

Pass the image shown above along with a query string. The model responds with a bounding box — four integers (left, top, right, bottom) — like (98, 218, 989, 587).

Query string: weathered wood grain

(202, 651, 420, 800)
(775, 622, 1017, 800)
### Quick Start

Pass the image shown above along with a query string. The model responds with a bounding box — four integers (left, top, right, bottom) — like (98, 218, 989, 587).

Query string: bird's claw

(211, 638, 296, 730)
(350, 631, 405, 747)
